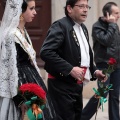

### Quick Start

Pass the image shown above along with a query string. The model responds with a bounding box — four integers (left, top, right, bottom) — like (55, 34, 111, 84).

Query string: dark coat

(92, 17, 120, 68)
(40, 16, 96, 83)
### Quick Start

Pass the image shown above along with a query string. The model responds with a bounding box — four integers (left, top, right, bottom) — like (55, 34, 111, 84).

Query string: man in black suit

(40, 0, 106, 120)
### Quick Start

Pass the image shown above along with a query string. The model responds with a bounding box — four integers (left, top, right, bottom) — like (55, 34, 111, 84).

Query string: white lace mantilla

(0, 0, 23, 98)
(0, 35, 18, 98)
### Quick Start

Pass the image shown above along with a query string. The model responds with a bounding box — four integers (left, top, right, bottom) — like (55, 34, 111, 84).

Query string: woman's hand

(20, 103, 28, 120)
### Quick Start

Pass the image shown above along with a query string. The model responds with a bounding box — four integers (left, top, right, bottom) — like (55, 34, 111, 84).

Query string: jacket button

(60, 73, 63, 76)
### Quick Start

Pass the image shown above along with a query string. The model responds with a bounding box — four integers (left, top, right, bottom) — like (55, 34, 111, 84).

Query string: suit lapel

(71, 29, 80, 47)
(81, 25, 89, 41)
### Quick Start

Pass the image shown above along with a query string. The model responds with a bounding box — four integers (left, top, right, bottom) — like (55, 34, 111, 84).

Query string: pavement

(83, 98, 108, 120)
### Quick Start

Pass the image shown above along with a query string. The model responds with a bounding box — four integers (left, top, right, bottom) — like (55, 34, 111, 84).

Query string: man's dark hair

(64, 0, 88, 16)
(22, 0, 35, 13)
(102, 2, 117, 17)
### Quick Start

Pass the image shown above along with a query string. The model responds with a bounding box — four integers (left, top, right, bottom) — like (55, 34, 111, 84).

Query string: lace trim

(0, 35, 18, 98)
(15, 28, 42, 76)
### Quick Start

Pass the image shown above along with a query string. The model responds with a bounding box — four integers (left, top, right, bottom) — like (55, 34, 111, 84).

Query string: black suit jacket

(40, 16, 96, 83)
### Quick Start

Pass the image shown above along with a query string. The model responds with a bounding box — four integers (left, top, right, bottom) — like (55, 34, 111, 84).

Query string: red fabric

(19, 83, 46, 99)
(77, 67, 87, 84)
(48, 67, 87, 84)
(48, 74, 55, 79)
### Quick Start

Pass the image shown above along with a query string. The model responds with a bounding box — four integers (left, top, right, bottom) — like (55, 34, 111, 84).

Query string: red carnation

(19, 83, 46, 100)
(19, 83, 46, 120)
(108, 58, 117, 65)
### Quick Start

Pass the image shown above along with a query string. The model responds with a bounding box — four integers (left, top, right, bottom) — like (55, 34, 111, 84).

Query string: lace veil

(0, 0, 23, 98)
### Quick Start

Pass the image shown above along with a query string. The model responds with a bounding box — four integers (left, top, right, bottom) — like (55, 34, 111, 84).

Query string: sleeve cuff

(13, 94, 25, 107)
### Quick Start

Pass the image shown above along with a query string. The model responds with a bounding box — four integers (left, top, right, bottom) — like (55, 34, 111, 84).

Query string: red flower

(19, 83, 46, 100)
(108, 58, 117, 65)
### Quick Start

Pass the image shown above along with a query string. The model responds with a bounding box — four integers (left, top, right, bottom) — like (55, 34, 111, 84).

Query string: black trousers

(48, 78, 83, 120)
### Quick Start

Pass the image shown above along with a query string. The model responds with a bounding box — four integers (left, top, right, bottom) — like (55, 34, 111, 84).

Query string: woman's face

(22, 1, 37, 22)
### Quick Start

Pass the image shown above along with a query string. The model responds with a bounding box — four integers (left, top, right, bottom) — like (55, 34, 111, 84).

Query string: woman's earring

(20, 14, 24, 21)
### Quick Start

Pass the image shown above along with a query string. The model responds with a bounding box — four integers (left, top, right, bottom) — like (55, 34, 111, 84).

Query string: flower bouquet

(93, 58, 116, 120)
(19, 83, 46, 120)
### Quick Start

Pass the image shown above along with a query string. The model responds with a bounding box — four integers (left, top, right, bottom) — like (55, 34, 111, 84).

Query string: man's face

(111, 5, 120, 22)
(67, 0, 89, 24)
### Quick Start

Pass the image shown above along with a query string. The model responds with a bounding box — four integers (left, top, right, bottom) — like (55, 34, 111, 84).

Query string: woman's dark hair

(2, 0, 7, 8)
(64, 0, 88, 16)
(102, 2, 117, 17)
(22, 0, 35, 13)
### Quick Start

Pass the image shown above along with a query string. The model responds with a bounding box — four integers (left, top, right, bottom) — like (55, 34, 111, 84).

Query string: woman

(0, 0, 55, 120)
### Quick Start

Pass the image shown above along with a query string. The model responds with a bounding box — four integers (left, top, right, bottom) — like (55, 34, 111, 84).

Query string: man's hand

(94, 70, 107, 82)
(103, 12, 116, 23)
(70, 67, 84, 81)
